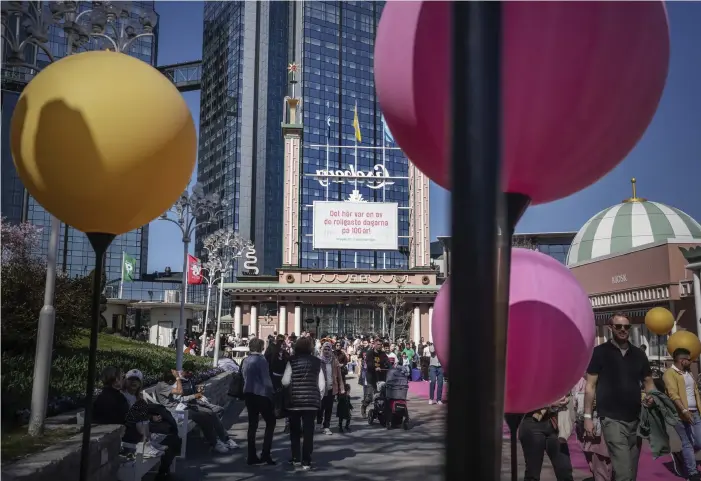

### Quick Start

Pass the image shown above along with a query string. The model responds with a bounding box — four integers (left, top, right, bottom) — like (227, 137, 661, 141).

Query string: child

(337, 383, 353, 433)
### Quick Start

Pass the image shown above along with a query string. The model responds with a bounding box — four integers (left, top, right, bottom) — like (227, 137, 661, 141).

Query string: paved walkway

(150, 377, 677, 480)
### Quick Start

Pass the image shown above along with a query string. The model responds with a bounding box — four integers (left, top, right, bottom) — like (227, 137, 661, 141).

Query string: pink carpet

(408, 381, 679, 480)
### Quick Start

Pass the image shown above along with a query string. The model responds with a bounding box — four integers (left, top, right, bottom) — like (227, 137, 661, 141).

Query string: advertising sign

(313, 201, 399, 251)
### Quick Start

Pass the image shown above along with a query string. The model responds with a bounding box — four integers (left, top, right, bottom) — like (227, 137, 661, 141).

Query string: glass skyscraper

(1, 1, 158, 283)
(297, 1, 409, 270)
(197, 1, 289, 277)
(197, 1, 410, 276)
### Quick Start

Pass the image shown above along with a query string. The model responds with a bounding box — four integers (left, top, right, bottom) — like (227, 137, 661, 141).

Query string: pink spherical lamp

(375, 1, 669, 205)
(432, 249, 596, 412)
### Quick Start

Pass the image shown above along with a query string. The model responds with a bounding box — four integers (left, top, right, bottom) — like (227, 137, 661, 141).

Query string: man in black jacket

(361, 339, 390, 416)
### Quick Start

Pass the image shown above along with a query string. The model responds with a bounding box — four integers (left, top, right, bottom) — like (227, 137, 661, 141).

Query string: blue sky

(147, 1, 701, 272)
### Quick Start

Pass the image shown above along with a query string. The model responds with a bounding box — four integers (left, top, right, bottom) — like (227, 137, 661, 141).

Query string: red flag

(187, 254, 203, 285)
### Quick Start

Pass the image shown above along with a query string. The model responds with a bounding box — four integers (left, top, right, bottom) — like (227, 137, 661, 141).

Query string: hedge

(1, 330, 222, 425)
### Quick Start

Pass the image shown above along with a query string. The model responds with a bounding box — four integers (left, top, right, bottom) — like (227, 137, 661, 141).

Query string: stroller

(367, 368, 411, 430)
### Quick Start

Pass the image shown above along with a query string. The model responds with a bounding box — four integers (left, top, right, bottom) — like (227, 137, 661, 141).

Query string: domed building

(567, 179, 701, 362)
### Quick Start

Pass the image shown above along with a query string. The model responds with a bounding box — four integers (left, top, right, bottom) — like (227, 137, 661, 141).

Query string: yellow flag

(353, 102, 362, 142)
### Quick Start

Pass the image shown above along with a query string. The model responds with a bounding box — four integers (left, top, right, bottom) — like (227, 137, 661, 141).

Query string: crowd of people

(521, 312, 699, 481)
(90, 330, 442, 477)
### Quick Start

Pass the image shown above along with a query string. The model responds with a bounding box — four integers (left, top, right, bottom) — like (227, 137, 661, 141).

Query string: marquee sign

(314, 164, 395, 189)
(243, 246, 259, 275)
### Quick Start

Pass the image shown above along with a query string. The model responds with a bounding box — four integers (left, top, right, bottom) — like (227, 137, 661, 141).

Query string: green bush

(1, 331, 221, 425)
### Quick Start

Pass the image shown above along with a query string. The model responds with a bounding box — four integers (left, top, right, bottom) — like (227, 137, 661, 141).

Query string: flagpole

(119, 251, 124, 299)
(382, 121, 387, 270)
(354, 103, 359, 269)
(325, 115, 330, 269)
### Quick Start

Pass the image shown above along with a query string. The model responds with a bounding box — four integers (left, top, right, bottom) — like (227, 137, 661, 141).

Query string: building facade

(567, 180, 701, 362)
(196, 1, 290, 277)
(1, 1, 158, 283)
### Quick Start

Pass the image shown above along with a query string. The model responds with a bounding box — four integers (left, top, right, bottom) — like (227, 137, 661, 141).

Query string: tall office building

(1, 1, 158, 284)
(198, 1, 421, 276)
(197, 1, 290, 277)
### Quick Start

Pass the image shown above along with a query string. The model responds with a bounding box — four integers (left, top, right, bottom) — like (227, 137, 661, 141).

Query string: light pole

(199, 230, 238, 356)
(159, 182, 227, 371)
(1, 0, 157, 438)
(205, 228, 252, 367)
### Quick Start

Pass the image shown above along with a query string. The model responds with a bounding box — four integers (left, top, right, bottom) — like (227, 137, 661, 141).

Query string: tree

(512, 235, 538, 250)
(1, 218, 93, 352)
(377, 288, 413, 341)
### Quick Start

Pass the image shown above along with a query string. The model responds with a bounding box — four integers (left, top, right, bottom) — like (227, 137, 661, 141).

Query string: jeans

(244, 394, 276, 460)
(429, 365, 444, 401)
(317, 389, 334, 428)
(189, 406, 230, 447)
(289, 410, 316, 465)
(674, 410, 701, 476)
(519, 416, 574, 481)
(361, 384, 376, 410)
(601, 417, 641, 481)
(150, 421, 181, 474)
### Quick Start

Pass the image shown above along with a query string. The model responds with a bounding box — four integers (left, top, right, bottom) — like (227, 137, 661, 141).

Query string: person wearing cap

(163, 361, 238, 454)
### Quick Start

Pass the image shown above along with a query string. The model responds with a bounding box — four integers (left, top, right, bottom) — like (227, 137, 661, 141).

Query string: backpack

(227, 370, 244, 399)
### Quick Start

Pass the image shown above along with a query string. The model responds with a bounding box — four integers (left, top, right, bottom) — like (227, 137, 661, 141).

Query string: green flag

(122, 252, 137, 283)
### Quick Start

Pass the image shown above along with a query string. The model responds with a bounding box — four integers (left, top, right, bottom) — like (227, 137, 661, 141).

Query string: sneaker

(345, 424, 351, 432)
(323, 427, 332, 435)
(151, 441, 168, 452)
(225, 439, 239, 450)
(428, 400, 434, 405)
(301, 463, 312, 471)
(260, 457, 276, 466)
(213, 441, 229, 454)
(247, 456, 263, 466)
(360, 406, 367, 417)
(288, 458, 301, 466)
(437, 400, 443, 405)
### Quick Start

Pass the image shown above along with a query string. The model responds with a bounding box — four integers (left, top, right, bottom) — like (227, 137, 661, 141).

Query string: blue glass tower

(1, 1, 158, 285)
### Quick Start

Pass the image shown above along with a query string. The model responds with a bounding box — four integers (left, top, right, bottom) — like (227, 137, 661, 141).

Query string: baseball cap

(125, 369, 143, 381)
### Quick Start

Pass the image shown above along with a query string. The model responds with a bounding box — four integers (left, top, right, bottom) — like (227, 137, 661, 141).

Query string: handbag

(227, 371, 245, 399)
(556, 396, 575, 442)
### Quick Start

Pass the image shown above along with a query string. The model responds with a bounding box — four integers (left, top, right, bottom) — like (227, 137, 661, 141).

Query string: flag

(187, 254, 203, 285)
(326, 116, 332, 142)
(352, 102, 362, 142)
(122, 252, 137, 283)
(381, 114, 394, 144)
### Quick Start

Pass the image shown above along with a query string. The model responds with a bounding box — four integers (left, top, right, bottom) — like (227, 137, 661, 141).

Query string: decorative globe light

(433, 249, 596, 413)
(10, 50, 196, 235)
(668, 330, 701, 361)
(644, 306, 675, 336)
(374, 1, 670, 205)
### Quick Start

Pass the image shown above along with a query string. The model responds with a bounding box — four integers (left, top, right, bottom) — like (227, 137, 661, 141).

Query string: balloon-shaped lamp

(374, 1, 669, 205)
(668, 330, 701, 361)
(645, 306, 675, 336)
(10, 50, 196, 466)
(432, 249, 596, 412)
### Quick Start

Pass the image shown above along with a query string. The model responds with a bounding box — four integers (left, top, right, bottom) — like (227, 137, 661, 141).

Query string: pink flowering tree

(1, 218, 91, 352)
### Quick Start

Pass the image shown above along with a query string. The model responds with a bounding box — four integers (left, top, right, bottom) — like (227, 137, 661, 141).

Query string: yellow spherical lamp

(644, 307, 674, 336)
(10, 50, 196, 235)
(667, 330, 701, 361)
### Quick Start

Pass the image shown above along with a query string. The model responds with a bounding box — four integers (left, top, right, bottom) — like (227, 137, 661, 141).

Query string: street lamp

(159, 182, 228, 371)
(199, 230, 237, 357)
(204, 228, 253, 367)
(1, 0, 158, 439)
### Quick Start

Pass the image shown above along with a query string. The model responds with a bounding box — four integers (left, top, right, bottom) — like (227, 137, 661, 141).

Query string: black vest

(288, 355, 322, 409)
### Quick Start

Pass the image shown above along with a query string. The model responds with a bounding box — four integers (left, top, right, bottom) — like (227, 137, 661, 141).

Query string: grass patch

(1, 330, 221, 426)
(1, 427, 78, 463)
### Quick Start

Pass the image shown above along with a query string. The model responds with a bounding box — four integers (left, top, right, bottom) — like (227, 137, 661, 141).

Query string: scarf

(320, 342, 334, 364)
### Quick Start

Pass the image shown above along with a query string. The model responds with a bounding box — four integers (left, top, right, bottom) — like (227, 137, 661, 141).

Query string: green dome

(567, 199, 701, 266)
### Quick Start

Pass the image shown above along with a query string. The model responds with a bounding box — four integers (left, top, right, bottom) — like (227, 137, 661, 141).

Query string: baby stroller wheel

(367, 409, 374, 425)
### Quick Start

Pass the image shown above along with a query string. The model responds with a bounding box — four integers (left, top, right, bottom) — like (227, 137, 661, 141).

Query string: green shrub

(1, 331, 221, 425)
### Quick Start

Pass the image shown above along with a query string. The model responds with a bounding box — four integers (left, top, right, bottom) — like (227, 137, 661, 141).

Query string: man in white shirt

(663, 348, 701, 481)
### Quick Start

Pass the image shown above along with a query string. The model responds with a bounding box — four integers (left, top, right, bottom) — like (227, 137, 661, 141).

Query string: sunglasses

(613, 324, 631, 331)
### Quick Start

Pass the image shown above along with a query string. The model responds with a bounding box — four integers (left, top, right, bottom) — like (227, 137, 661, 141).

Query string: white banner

(313, 201, 399, 251)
